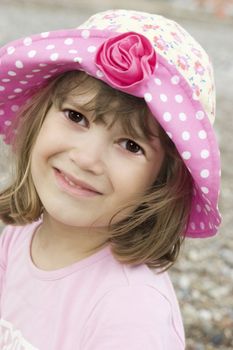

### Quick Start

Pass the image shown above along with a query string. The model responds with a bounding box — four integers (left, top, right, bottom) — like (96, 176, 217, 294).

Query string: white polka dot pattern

(23, 37, 32, 46)
(96, 70, 104, 78)
(81, 30, 90, 39)
(182, 151, 191, 160)
(144, 93, 152, 102)
(15, 60, 24, 69)
(41, 32, 50, 38)
(160, 94, 167, 102)
(7, 46, 15, 55)
(87, 45, 97, 53)
(28, 50, 36, 58)
(46, 45, 55, 50)
(64, 38, 74, 45)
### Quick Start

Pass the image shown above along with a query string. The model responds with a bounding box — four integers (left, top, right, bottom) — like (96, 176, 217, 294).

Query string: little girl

(0, 9, 221, 350)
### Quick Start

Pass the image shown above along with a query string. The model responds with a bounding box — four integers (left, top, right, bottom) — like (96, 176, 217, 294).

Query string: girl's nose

(68, 131, 107, 175)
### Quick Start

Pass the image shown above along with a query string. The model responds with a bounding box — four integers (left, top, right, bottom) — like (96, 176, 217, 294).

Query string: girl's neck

(31, 212, 110, 271)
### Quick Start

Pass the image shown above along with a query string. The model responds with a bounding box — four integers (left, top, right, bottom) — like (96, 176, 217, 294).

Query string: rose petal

(95, 32, 156, 90)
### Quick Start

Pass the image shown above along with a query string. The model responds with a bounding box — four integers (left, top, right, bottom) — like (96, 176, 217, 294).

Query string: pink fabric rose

(95, 32, 156, 91)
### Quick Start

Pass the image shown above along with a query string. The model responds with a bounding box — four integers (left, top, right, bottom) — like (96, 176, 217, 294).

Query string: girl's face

(30, 87, 165, 229)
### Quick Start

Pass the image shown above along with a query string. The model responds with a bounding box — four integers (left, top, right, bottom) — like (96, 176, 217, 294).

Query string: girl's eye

(120, 139, 144, 155)
(63, 109, 88, 127)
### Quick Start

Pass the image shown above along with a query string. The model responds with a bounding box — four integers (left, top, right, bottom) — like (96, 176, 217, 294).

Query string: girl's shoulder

(0, 221, 39, 243)
(106, 256, 177, 303)
(99, 256, 183, 322)
(0, 221, 40, 267)
(83, 262, 185, 348)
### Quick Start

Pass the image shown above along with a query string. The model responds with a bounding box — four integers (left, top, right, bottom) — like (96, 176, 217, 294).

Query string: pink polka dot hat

(0, 9, 221, 238)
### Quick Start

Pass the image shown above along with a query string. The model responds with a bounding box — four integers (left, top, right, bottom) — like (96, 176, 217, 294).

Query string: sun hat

(0, 9, 221, 238)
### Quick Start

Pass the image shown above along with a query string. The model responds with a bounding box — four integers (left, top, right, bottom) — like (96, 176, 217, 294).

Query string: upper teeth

(64, 175, 76, 187)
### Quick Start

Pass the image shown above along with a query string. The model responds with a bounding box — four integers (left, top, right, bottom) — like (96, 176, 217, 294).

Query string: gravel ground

(0, 1, 232, 349)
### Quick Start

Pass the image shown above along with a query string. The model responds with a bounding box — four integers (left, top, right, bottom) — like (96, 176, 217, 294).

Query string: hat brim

(0, 28, 221, 237)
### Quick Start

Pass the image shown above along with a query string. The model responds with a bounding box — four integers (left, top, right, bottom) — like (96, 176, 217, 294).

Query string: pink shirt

(0, 221, 185, 349)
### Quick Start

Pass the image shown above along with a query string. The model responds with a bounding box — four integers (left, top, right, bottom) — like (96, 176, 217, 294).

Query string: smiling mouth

(54, 168, 102, 197)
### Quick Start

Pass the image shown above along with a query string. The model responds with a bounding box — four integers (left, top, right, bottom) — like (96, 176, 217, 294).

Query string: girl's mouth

(53, 168, 102, 198)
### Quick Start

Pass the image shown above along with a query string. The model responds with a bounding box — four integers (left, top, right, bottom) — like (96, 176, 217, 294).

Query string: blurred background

(0, 0, 232, 348)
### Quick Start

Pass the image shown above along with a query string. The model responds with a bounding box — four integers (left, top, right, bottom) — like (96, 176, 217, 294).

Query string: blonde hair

(0, 71, 193, 270)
